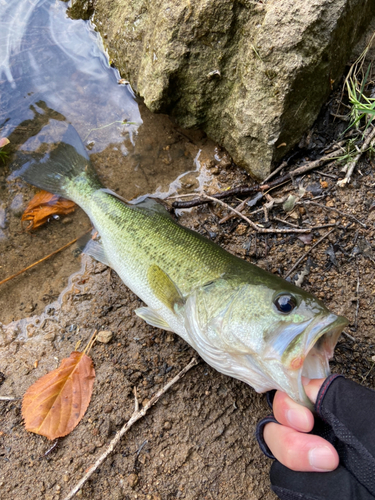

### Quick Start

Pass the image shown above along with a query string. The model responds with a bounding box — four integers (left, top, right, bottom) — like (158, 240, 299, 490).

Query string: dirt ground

(1, 86, 375, 500)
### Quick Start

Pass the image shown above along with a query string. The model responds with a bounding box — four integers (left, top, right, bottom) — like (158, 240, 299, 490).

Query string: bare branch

(63, 358, 199, 500)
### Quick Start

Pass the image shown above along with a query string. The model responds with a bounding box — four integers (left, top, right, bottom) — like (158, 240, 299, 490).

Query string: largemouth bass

(19, 126, 348, 408)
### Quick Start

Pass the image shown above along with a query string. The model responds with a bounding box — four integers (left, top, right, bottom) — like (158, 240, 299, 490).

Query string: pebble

(235, 224, 247, 235)
(163, 421, 172, 430)
(96, 330, 113, 343)
(44, 332, 56, 342)
(127, 473, 138, 488)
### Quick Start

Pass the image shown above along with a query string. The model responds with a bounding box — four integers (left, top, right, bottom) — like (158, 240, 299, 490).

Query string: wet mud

(1, 2, 375, 498)
(1, 106, 375, 499)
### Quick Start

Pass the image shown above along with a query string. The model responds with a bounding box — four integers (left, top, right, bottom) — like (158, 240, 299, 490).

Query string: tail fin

(19, 125, 102, 200)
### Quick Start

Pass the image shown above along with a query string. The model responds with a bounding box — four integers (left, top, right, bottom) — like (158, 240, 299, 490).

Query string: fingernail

(308, 446, 337, 471)
(286, 408, 310, 431)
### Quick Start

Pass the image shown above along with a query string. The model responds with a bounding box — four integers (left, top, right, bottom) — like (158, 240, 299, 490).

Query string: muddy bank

(1, 132, 375, 498)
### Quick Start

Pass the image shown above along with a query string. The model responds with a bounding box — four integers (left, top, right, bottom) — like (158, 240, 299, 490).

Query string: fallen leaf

(282, 194, 297, 212)
(247, 192, 263, 207)
(0, 137, 10, 148)
(325, 245, 338, 267)
(21, 190, 76, 230)
(298, 233, 313, 245)
(22, 352, 95, 440)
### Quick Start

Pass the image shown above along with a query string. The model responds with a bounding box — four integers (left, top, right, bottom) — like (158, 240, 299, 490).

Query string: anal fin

(83, 239, 111, 267)
(135, 307, 173, 332)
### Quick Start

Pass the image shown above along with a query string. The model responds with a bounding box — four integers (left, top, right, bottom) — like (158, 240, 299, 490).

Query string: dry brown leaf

(0, 137, 10, 148)
(22, 352, 95, 440)
(21, 190, 76, 230)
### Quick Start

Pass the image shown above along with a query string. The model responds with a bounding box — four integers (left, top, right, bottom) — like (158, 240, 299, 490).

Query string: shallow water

(0, 0, 218, 324)
(0, 0, 141, 151)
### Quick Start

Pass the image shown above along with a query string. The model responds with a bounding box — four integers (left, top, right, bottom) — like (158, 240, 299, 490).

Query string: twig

(354, 271, 360, 331)
(202, 195, 312, 234)
(337, 125, 375, 187)
(284, 228, 336, 278)
(0, 396, 20, 401)
(219, 197, 251, 224)
(172, 149, 340, 209)
(342, 331, 356, 342)
(42, 439, 59, 458)
(0, 229, 91, 287)
(316, 171, 338, 180)
(301, 200, 367, 228)
(272, 217, 300, 228)
(63, 358, 198, 500)
(262, 160, 287, 184)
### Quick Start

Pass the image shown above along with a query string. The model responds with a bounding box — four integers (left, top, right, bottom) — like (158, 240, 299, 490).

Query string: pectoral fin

(147, 265, 184, 311)
(135, 307, 173, 331)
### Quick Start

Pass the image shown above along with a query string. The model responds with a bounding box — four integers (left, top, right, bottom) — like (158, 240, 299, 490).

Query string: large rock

(72, 0, 375, 179)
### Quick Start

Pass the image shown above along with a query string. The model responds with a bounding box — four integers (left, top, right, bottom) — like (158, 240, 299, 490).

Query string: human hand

(263, 378, 339, 472)
(257, 375, 375, 500)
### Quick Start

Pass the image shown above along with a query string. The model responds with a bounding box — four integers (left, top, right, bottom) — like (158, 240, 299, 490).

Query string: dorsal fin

(130, 197, 172, 217)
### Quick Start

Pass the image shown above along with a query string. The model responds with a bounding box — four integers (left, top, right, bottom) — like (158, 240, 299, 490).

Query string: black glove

(256, 374, 375, 500)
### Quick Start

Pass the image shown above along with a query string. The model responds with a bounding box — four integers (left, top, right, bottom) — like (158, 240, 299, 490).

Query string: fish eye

(274, 294, 297, 314)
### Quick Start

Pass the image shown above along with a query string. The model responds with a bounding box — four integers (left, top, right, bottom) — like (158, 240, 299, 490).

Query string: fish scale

(19, 125, 348, 407)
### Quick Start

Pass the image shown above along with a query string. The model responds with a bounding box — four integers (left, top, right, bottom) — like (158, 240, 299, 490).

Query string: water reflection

(0, 0, 141, 151)
(0, 0, 217, 325)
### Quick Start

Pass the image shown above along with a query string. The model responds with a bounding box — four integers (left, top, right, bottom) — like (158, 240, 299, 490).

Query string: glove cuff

(256, 415, 278, 459)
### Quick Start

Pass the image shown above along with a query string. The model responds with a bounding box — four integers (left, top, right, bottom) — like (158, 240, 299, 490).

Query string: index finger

(273, 378, 325, 432)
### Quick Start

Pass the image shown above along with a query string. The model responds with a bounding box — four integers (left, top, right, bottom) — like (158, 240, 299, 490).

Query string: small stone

(127, 473, 138, 488)
(142, 398, 150, 407)
(44, 333, 55, 341)
(55, 484, 61, 492)
(96, 330, 113, 343)
(165, 333, 174, 343)
(63, 475, 69, 483)
(235, 224, 247, 235)
(62, 217, 73, 225)
(163, 421, 172, 430)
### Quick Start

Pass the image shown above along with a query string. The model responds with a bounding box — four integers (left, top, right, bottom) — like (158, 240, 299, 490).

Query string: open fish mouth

(292, 313, 349, 407)
(263, 312, 349, 408)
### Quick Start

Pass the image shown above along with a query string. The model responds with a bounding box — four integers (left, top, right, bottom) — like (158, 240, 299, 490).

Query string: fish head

(256, 283, 348, 407)
(185, 276, 348, 408)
